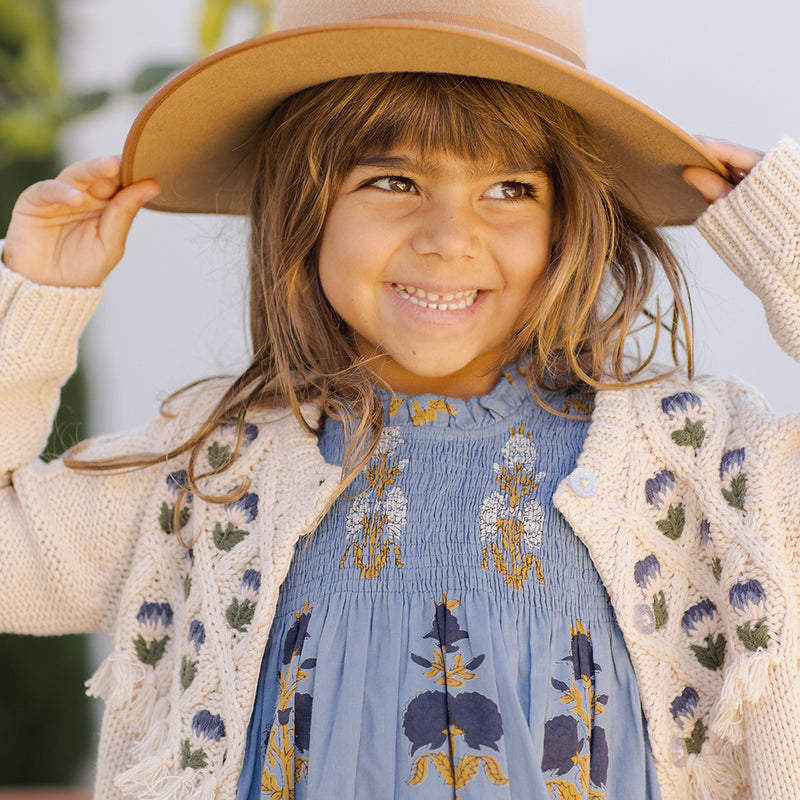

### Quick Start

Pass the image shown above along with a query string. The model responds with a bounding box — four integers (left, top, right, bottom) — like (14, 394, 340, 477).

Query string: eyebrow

(354, 153, 548, 179)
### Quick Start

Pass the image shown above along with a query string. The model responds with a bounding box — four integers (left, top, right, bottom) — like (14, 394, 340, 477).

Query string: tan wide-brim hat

(121, 0, 727, 225)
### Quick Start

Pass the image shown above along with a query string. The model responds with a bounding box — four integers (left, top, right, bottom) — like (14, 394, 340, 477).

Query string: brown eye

(371, 176, 415, 193)
(485, 181, 537, 201)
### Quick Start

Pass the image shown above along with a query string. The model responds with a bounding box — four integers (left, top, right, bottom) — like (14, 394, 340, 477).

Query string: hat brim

(121, 19, 726, 225)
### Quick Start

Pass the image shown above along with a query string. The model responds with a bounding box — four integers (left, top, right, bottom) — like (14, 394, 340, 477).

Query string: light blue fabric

(238, 368, 662, 800)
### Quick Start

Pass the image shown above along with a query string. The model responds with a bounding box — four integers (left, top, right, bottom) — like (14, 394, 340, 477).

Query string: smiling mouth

(392, 283, 479, 310)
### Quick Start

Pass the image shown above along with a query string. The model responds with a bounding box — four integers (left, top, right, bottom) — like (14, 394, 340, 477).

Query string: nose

(410, 198, 479, 262)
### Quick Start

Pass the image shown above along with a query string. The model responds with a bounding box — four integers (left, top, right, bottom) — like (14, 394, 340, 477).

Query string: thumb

(98, 180, 161, 264)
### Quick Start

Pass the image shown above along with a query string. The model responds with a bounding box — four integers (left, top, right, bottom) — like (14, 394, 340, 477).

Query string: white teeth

(393, 283, 479, 310)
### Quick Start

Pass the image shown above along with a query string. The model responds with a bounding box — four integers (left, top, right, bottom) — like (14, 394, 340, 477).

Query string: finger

(15, 179, 85, 212)
(682, 166, 734, 203)
(694, 136, 764, 173)
(97, 180, 161, 262)
(55, 156, 122, 193)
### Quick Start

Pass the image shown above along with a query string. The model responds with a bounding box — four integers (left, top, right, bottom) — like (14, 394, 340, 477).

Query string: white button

(635, 603, 656, 635)
(671, 735, 688, 767)
(569, 467, 598, 498)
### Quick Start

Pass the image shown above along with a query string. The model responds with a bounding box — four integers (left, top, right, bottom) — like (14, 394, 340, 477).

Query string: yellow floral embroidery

(479, 424, 546, 588)
(410, 398, 456, 426)
(388, 396, 404, 417)
(340, 427, 406, 579)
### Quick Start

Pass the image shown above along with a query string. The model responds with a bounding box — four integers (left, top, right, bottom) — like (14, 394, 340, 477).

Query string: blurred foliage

(0, 0, 92, 787)
(0, 0, 274, 786)
(199, 0, 275, 53)
(0, 0, 184, 167)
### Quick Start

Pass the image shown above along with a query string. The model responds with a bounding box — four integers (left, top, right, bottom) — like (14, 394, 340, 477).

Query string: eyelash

(363, 175, 541, 202)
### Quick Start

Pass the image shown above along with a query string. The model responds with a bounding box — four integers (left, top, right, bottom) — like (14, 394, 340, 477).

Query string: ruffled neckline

(379, 363, 586, 430)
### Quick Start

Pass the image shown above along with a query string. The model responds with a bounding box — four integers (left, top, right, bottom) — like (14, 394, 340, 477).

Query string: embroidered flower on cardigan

(207, 420, 259, 470)
(181, 620, 206, 690)
(133, 602, 173, 667)
(661, 392, 706, 452)
(645, 470, 685, 540)
(682, 600, 726, 670)
(226, 569, 261, 632)
(213, 492, 259, 552)
(729, 580, 770, 651)
(159, 470, 192, 535)
(184, 548, 194, 599)
(670, 687, 707, 756)
(700, 520, 722, 581)
(720, 448, 747, 510)
(181, 710, 226, 769)
(634, 554, 667, 633)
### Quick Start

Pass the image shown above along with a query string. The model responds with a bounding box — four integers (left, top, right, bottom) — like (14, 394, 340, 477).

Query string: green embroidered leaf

(722, 474, 747, 511)
(671, 420, 706, 451)
(711, 557, 722, 582)
(213, 521, 249, 552)
(133, 634, 170, 667)
(226, 597, 255, 632)
(208, 441, 233, 470)
(181, 656, 198, 690)
(159, 502, 191, 534)
(684, 719, 707, 755)
(653, 590, 668, 629)
(736, 618, 769, 651)
(656, 503, 685, 540)
(159, 502, 172, 534)
(184, 573, 192, 599)
(180, 739, 208, 769)
(690, 633, 726, 670)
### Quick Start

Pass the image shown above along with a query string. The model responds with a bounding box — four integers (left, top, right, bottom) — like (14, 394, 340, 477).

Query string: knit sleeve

(695, 137, 800, 362)
(0, 259, 187, 636)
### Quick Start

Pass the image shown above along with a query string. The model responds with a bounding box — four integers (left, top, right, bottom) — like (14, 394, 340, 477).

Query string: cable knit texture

(1, 139, 800, 800)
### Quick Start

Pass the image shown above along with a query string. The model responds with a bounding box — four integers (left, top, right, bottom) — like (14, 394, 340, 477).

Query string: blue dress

(238, 367, 662, 799)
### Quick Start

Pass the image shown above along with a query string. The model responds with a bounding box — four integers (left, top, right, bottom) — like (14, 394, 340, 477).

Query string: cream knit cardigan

(2, 140, 800, 800)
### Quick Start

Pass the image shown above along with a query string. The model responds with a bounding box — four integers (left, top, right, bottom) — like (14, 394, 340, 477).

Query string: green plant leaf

(130, 63, 186, 94)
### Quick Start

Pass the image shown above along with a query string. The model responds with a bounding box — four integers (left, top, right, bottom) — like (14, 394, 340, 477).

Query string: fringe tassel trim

(711, 649, 774, 744)
(686, 741, 748, 800)
(85, 651, 154, 720)
(115, 757, 217, 800)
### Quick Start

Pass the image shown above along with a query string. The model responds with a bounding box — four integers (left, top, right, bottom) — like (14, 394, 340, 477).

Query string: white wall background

(59, 0, 800, 435)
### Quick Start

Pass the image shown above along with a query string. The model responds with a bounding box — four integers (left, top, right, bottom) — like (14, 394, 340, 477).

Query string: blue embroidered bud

(188, 619, 205, 655)
(729, 579, 766, 618)
(191, 710, 226, 744)
(634, 555, 661, 592)
(241, 569, 261, 602)
(670, 687, 700, 732)
(661, 392, 702, 419)
(681, 600, 718, 639)
(645, 470, 677, 511)
(223, 493, 259, 527)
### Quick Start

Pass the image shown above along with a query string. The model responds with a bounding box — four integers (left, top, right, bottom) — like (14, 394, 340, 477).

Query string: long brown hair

(68, 72, 693, 525)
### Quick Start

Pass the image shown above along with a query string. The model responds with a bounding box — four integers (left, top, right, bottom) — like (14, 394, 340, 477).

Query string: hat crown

(276, 0, 588, 65)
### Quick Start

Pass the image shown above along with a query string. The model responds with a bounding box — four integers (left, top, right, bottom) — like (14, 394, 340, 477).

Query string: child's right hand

(1, 156, 160, 288)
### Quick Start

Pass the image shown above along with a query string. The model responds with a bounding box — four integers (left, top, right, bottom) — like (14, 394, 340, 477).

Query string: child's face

(318, 148, 557, 398)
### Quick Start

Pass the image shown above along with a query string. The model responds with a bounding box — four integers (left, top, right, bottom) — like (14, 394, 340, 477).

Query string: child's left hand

(682, 137, 765, 203)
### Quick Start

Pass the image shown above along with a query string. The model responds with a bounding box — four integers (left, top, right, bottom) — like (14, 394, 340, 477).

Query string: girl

(2, 1, 799, 799)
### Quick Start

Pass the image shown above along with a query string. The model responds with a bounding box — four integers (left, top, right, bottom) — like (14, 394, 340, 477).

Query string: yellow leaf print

(546, 779, 584, 800)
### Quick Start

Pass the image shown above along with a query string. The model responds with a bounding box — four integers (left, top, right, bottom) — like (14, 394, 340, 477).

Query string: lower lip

(385, 284, 486, 322)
